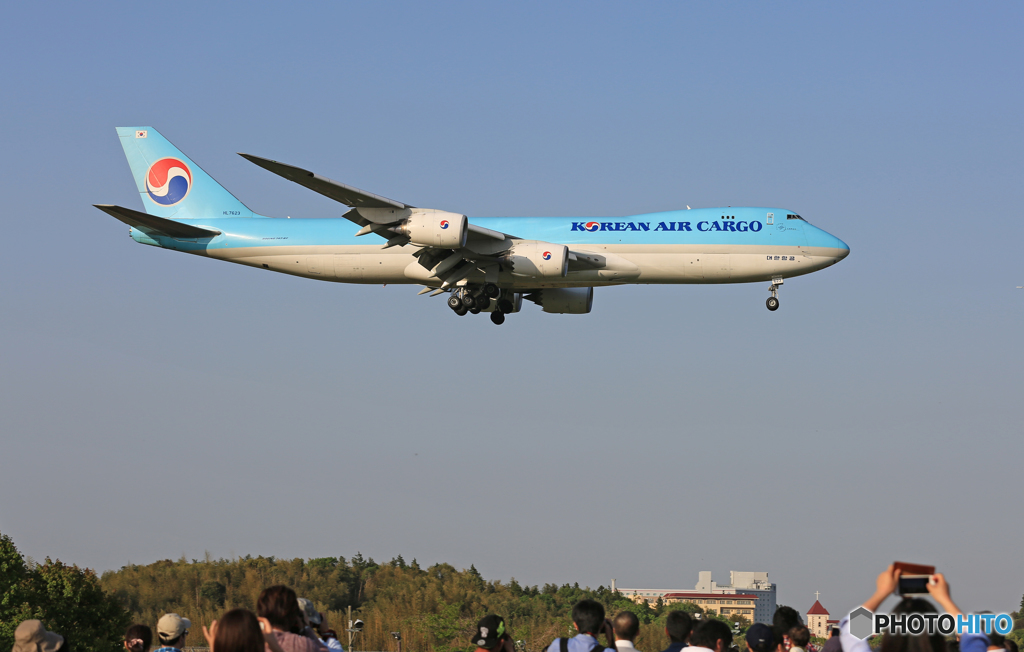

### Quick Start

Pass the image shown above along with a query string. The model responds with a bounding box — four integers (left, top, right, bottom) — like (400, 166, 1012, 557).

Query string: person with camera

(297, 598, 343, 652)
(545, 600, 617, 652)
(256, 586, 328, 652)
(839, 564, 987, 652)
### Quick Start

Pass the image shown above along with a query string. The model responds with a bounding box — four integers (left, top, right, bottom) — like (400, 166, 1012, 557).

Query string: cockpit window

(786, 214, 805, 220)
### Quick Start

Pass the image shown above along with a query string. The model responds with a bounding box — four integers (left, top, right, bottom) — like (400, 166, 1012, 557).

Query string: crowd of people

(8, 566, 1019, 652)
(11, 585, 343, 652)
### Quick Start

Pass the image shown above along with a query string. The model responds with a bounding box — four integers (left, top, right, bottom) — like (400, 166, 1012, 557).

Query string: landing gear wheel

(766, 297, 780, 311)
(497, 299, 514, 314)
(469, 307, 481, 315)
(461, 294, 477, 310)
(483, 283, 500, 299)
(455, 307, 468, 316)
(447, 295, 462, 310)
(490, 311, 505, 325)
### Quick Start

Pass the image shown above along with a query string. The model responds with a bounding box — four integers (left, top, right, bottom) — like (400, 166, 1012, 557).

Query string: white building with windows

(615, 571, 777, 624)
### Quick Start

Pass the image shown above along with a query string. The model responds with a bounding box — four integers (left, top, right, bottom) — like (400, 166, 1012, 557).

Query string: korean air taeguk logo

(440, 220, 449, 229)
(542, 251, 552, 260)
(145, 157, 192, 206)
(583, 222, 600, 232)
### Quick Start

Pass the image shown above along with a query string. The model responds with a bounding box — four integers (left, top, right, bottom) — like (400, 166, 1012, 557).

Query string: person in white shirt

(688, 620, 733, 652)
(613, 612, 642, 652)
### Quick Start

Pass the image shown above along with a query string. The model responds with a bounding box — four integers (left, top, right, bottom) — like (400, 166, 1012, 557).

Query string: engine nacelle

(539, 287, 594, 314)
(396, 210, 467, 248)
(500, 241, 568, 278)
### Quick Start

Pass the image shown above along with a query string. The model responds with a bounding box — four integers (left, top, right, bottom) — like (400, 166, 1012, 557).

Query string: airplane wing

(94, 204, 222, 239)
(239, 153, 410, 209)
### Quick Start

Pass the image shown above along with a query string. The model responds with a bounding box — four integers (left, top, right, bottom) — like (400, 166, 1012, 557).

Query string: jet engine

(537, 287, 594, 314)
(499, 241, 568, 278)
(394, 210, 467, 248)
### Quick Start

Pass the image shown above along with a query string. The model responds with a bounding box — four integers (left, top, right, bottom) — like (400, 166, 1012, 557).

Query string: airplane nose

(836, 237, 850, 260)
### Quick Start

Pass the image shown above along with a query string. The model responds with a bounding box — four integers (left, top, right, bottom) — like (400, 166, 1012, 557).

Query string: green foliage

(0, 533, 130, 652)
(0, 534, 29, 652)
(422, 601, 472, 652)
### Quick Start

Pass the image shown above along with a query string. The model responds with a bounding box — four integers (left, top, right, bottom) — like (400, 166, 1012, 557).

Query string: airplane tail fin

(115, 127, 257, 218)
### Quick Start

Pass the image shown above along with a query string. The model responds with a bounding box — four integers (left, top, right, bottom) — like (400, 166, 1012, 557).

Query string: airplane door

(307, 255, 323, 276)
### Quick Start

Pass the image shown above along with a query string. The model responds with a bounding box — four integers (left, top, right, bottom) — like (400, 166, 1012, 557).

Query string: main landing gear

(447, 284, 511, 324)
(766, 276, 783, 311)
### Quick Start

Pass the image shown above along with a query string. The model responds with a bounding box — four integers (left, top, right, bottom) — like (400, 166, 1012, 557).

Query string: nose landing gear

(766, 276, 783, 311)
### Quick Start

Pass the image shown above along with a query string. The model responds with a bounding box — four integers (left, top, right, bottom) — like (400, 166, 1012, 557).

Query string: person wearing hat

(13, 620, 65, 652)
(471, 615, 513, 652)
(745, 624, 775, 652)
(155, 614, 191, 652)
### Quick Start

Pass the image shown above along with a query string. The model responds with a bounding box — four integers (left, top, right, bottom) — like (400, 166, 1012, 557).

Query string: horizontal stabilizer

(94, 204, 221, 239)
(239, 153, 409, 210)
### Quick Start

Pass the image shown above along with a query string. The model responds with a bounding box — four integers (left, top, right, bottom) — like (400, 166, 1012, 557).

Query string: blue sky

(1, 1, 1022, 619)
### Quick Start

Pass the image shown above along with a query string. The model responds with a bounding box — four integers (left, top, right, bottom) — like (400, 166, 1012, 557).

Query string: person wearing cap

(155, 614, 191, 652)
(612, 612, 642, 652)
(746, 625, 775, 652)
(545, 599, 616, 652)
(297, 598, 342, 652)
(471, 615, 513, 652)
(13, 620, 65, 652)
(661, 611, 694, 652)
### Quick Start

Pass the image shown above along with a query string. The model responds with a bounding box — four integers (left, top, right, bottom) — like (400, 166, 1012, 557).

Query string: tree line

(98, 551, 741, 652)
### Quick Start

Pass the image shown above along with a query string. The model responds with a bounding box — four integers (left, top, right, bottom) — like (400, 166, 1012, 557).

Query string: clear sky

(1, 1, 1022, 620)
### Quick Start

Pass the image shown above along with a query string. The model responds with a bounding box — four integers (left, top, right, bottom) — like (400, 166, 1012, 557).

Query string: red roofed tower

(807, 598, 830, 639)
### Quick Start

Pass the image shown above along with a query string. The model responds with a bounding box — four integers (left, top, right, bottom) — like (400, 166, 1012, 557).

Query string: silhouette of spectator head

(13, 621, 64, 652)
(879, 598, 944, 652)
(157, 614, 191, 650)
(788, 626, 810, 650)
(666, 611, 694, 644)
(124, 624, 152, 652)
(572, 600, 606, 636)
(257, 585, 304, 634)
(471, 615, 509, 651)
(690, 619, 733, 652)
(613, 612, 640, 643)
(772, 607, 803, 652)
(213, 609, 266, 652)
(746, 624, 775, 652)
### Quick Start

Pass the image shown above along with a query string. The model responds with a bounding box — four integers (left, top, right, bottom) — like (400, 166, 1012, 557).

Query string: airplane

(96, 127, 850, 325)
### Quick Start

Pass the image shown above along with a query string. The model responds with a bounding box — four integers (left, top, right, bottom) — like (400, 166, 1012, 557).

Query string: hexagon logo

(849, 607, 874, 639)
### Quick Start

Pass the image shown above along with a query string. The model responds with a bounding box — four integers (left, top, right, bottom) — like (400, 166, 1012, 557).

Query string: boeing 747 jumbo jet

(96, 127, 850, 325)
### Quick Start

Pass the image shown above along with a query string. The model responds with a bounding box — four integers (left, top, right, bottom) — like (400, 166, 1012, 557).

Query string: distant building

(806, 599, 838, 639)
(615, 571, 777, 624)
(664, 593, 759, 620)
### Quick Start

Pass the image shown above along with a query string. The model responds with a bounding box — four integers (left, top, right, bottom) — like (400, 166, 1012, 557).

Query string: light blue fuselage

(130, 207, 849, 287)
